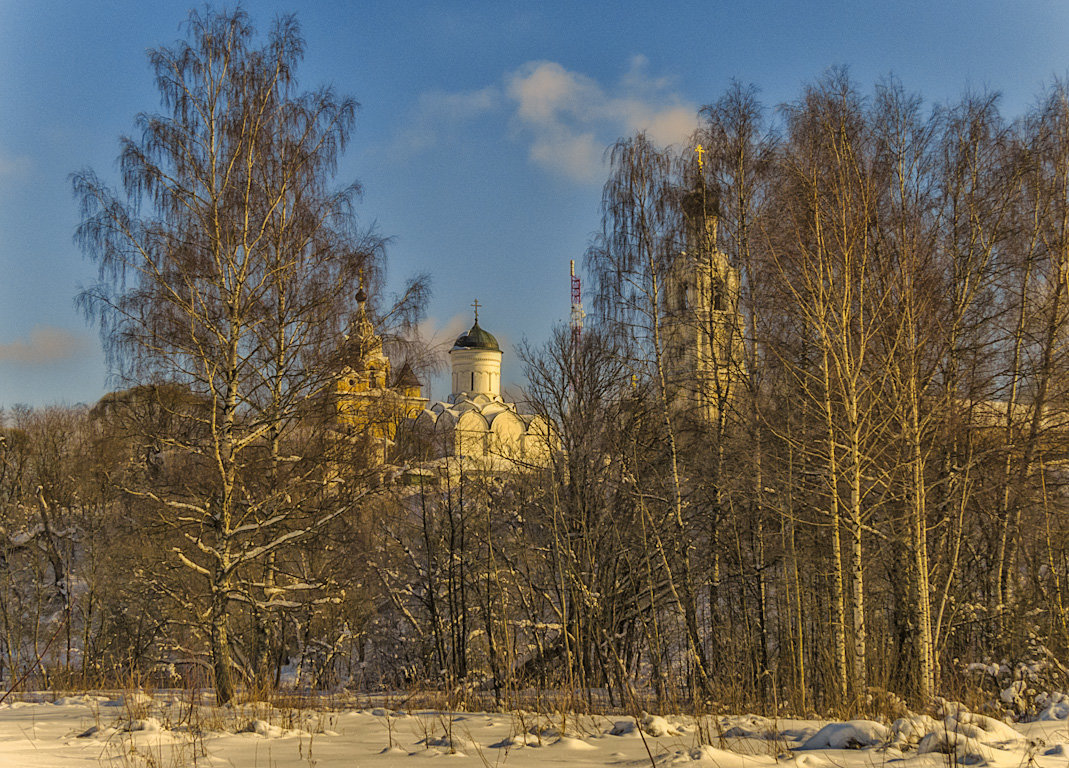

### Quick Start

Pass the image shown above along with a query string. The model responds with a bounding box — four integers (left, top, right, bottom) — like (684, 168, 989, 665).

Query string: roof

(453, 320, 500, 352)
(391, 360, 422, 389)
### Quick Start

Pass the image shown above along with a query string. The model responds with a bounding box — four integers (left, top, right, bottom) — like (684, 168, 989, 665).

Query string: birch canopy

(71, 8, 376, 704)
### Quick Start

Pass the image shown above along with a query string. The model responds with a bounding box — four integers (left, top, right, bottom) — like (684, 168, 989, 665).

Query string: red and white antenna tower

(570, 259, 585, 347)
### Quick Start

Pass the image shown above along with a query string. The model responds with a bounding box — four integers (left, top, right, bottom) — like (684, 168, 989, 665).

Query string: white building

(411, 311, 552, 470)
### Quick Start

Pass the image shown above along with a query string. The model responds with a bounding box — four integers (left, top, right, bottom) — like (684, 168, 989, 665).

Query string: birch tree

(870, 79, 942, 701)
(994, 81, 1069, 635)
(771, 70, 894, 700)
(72, 8, 383, 703)
(587, 134, 712, 697)
(698, 81, 778, 704)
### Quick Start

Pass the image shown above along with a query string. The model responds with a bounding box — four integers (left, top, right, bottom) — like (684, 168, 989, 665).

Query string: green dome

(453, 320, 500, 351)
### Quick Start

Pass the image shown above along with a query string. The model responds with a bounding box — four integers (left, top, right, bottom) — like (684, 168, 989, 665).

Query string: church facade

(336, 292, 551, 472)
(661, 188, 746, 425)
(335, 283, 428, 462)
(412, 311, 552, 470)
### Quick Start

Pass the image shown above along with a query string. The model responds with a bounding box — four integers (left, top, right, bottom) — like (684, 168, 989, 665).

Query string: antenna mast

(570, 259, 585, 347)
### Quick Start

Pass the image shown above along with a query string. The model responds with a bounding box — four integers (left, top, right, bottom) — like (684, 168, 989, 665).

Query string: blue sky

(1, 0, 1067, 407)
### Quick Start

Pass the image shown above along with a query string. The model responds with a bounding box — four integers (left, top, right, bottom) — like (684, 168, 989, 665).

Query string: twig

(0, 615, 69, 706)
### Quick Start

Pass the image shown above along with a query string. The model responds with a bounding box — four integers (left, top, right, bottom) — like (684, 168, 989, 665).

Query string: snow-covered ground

(2, 692, 1069, 767)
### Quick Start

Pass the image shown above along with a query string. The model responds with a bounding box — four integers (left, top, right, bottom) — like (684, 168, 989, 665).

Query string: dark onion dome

(453, 320, 500, 352)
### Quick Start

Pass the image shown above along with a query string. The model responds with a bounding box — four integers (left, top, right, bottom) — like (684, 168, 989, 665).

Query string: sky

(1, 0, 1068, 408)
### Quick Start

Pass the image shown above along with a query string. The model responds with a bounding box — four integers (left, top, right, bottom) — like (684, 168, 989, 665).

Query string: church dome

(453, 320, 500, 352)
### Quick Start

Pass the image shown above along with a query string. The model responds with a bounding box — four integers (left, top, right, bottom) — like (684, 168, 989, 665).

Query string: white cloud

(415, 312, 472, 353)
(637, 106, 698, 147)
(505, 58, 698, 183)
(423, 87, 500, 121)
(0, 326, 86, 365)
(400, 58, 697, 184)
(507, 61, 596, 124)
(529, 129, 601, 180)
(392, 86, 501, 157)
(620, 55, 669, 95)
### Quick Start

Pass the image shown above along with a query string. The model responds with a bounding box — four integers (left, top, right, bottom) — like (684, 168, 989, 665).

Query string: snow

(1036, 692, 1069, 720)
(797, 719, 889, 749)
(887, 713, 941, 749)
(639, 710, 684, 736)
(1, 693, 1068, 768)
(678, 745, 778, 766)
(913, 702, 1032, 765)
(1001, 680, 1026, 705)
(241, 718, 308, 738)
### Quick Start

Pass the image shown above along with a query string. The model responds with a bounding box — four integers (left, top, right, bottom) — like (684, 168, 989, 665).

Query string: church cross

(695, 144, 706, 170)
(471, 298, 481, 322)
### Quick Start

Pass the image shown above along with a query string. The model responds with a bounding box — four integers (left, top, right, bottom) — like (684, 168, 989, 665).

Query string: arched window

(677, 280, 688, 311)
(711, 277, 725, 312)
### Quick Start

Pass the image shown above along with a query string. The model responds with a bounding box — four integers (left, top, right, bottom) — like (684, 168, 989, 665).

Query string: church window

(676, 280, 688, 311)
(471, 372, 475, 391)
(711, 277, 725, 311)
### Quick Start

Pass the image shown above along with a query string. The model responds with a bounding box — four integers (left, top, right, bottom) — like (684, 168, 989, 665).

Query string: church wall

(488, 411, 524, 458)
(449, 347, 503, 398)
(661, 245, 745, 424)
(456, 410, 490, 457)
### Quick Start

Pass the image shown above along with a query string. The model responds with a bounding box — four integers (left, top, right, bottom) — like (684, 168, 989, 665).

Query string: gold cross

(471, 298, 481, 322)
(695, 144, 706, 169)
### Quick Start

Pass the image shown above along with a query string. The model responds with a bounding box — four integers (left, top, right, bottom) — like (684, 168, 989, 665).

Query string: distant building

(411, 309, 552, 472)
(661, 187, 745, 425)
(335, 283, 427, 462)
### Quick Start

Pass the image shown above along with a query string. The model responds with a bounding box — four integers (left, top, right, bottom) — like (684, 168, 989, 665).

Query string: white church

(410, 307, 553, 471)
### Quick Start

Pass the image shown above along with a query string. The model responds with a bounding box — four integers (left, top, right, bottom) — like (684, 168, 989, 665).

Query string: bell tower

(662, 174, 744, 423)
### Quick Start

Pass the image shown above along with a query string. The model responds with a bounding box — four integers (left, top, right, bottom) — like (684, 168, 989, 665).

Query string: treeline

(0, 395, 383, 695)
(379, 71, 1069, 714)
(4, 12, 1069, 714)
(512, 71, 1069, 713)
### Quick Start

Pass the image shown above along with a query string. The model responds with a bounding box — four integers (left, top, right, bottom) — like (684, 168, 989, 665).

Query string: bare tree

(588, 133, 714, 698)
(520, 325, 650, 703)
(72, 8, 385, 703)
(769, 69, 897, 701)
(867, 79, 938, 701)
(697, 81, 779, 706)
